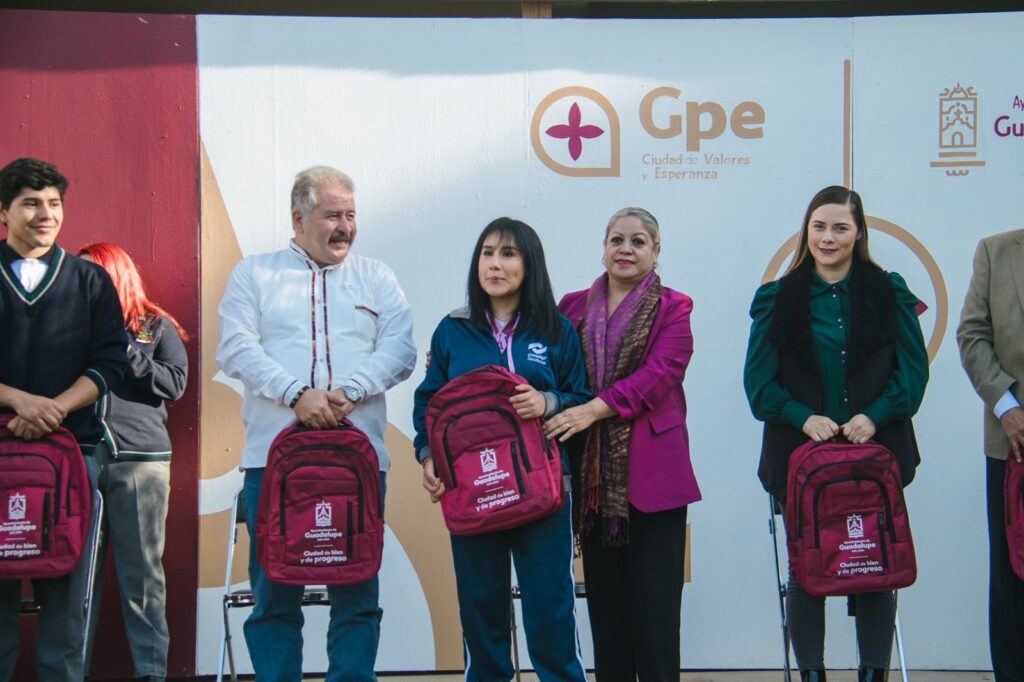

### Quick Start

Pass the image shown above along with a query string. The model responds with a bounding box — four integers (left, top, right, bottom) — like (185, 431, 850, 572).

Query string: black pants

(987, 456, 1024, 682)
(785, 571, 895, 670)
(580, 504, 687, 682)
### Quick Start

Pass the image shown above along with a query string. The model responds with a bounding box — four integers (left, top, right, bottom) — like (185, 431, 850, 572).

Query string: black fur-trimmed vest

(758, 257, 920, 500)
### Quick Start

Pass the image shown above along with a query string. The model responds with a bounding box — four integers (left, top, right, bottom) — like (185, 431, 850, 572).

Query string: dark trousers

(785, 573, 895, 670)
(580, 504, 687, 682)
(987, 456, 1024, 682)
(450, 497, 586, 682)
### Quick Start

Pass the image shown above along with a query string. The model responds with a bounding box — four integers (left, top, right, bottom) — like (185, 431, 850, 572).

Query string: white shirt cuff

(282, 380, 307, 408)
(994, 390, 1020, 419)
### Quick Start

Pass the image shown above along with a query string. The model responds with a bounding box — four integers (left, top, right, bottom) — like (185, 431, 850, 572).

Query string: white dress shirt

(11, 258, 47, 292)
(995, 389, 1020, 418)
(217, 241, 416, 470)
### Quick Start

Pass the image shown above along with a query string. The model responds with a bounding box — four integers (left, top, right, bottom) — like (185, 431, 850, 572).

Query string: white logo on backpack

(7, 494, 26, 521)
(315, 501, 333, 527)
(846, 513, 864, 539)
(480, 448, 497, 473)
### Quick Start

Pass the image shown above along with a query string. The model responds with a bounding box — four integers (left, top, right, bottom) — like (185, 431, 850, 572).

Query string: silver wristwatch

(342, 385, 364, 403)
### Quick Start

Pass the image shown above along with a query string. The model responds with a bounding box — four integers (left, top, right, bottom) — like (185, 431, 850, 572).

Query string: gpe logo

(531, 85, 765, 178)
(531, 87, 620, 177)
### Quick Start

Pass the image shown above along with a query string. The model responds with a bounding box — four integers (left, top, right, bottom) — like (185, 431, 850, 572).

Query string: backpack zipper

(877, 511, 890, 568)
(796, 455, 894, 536)
(346, 501, 354, 559)
(277, 454, 366, 536)
(810, 475, 895, 548)
(41, 493, 51, 550)
(508, 442, 526, 492)
(441, 407, 531, 487)
(0, 453, 61, 523)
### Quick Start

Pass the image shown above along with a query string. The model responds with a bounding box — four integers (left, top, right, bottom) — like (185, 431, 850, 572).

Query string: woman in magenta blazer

(545, 207, 701, 682)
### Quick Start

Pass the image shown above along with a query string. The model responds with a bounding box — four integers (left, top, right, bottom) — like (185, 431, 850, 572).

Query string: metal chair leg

(769, 496, 793, 682)
(894, 602, 908, 682)
(217, 489, 243, 682)
(80, 489, 104, 666)
(225, 599, 238, 682)
(510, 586, 521, 682)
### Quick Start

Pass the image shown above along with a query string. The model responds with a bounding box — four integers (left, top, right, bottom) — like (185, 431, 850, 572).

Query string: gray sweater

(99, 316, 187, 460)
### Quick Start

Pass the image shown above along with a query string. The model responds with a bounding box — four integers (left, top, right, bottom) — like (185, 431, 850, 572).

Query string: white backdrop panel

(198, 12, 1024, 671)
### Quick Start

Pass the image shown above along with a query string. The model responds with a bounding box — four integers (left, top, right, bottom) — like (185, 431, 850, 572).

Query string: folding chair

(768, 494, 909, 681)
(216, 487, 331, 682)
(18, 488, 104, 664)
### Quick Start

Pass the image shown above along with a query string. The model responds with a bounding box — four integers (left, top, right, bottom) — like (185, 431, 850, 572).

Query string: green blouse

(743, 270, 929, 431)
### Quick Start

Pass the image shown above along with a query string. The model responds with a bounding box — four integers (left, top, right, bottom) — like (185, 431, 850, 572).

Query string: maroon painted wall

(0, 10, 200, 678)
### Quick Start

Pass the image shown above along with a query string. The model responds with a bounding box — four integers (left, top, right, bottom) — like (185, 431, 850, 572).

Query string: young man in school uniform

(0, 157, 129, 681)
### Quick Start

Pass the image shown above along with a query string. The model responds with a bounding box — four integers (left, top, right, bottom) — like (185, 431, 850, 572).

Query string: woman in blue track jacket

(413, 217, 590, 682)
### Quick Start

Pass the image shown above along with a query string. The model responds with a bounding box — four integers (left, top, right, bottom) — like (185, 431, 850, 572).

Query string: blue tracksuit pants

(449, 497, 586, 682)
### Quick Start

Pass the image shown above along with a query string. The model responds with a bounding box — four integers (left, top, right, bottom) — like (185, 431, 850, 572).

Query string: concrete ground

(366, 673, 992, 681)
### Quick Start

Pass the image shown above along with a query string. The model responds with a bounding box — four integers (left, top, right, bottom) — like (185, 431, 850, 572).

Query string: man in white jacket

(217, 166, 415, 682)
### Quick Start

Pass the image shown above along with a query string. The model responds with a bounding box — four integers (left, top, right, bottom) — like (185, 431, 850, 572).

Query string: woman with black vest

(743, 186, 928, 682)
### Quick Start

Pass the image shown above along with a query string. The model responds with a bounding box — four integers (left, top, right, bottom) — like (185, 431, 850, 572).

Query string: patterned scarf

(578, 270, 662, 545)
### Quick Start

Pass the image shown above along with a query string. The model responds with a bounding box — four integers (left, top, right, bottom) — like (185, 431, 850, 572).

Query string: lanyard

(486, 311, 519, 373)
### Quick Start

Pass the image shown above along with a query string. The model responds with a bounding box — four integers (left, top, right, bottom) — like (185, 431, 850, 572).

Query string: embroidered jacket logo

(480, 448, 498, 473)
(527, 343, 548, 366)
(7, 494, 26, 521)
(846, 513, 865, 539)
(315, 501, 333, 528)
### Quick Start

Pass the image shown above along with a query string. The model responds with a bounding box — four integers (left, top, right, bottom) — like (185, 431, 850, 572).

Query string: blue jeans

(243, 468, 384, 682)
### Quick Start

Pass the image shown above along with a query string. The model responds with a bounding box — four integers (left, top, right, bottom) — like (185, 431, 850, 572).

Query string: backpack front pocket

(452, 439, 526, 516)
(279, 465, 362, 569)
(0, 482, 51, 560)
(813, 478, 890, 581)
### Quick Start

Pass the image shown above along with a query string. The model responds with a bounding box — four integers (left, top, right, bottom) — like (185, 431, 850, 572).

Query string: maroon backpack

(257, 420, 383, 585)
(0, 413, 91, 579)
(785, 438, 917, 596)
(426, 365, 563, 536)
(1005, 454, 1024, 580)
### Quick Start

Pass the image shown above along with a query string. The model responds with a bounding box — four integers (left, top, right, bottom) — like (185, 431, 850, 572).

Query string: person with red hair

(78, 242, 188, 682)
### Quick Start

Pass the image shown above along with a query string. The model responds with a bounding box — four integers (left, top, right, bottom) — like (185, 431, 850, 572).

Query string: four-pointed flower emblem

(545, 102, 605, 161)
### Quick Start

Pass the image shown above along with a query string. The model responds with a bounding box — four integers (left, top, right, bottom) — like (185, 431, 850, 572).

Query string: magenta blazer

(559, 287, 702, 512)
